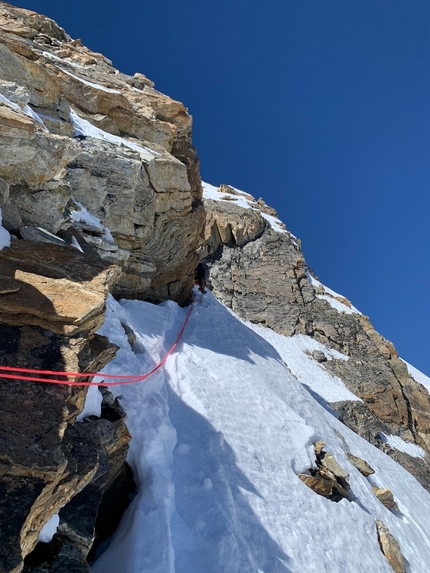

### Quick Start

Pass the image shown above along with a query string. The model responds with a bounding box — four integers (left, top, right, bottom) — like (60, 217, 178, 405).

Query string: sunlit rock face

(202, 183, 430, 492)
(0, 1, 204, 304)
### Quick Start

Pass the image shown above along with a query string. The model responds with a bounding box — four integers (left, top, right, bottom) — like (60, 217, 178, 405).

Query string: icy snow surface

(69, 109, 159, 159)
(379, 433, 427, 459)
(89, 291, 430, 573)
(0, 208, 11, 251)
(238, 320, 359, 404)
(202, 181, 289, 236)
(308, 273, 362, 315)
(402, 359, 430, 392)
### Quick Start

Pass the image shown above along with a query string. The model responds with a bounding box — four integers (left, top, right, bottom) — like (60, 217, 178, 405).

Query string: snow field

(87, 291, 430, 573)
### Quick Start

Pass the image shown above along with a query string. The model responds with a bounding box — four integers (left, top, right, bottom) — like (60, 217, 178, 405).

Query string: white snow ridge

(86, 290, 430, 573)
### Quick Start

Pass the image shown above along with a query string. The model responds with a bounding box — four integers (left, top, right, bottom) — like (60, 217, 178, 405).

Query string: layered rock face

(202, 184, 430, 491)
(0, 1, 204, 304)
(0, 3, 205, 570)
(0, 239, 135, 572)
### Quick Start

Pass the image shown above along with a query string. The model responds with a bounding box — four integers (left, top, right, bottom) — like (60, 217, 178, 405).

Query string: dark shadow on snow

(170, 291, 286, 367)
(166, 383, 293, 573)
(302, 385, 339, 418)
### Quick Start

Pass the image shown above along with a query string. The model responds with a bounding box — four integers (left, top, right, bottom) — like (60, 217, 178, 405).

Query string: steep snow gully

(78, 290, 430, 573)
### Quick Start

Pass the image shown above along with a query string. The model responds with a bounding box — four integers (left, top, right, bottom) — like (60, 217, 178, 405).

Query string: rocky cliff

(0, 3, 429, 573)
(0, 1, 202, 570)
(201, 182, 430, 491)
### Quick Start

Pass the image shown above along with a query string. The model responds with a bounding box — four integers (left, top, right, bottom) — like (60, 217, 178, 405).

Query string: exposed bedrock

(203, 185, 430, 489)
(0, 1, 204, 304)
(0, 240, 133, 573)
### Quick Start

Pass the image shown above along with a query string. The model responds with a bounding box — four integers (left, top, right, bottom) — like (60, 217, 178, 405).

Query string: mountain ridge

(0, 3, 429, 572)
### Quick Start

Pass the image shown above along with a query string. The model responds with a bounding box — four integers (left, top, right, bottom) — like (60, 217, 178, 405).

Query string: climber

(195, 262, 209, 294)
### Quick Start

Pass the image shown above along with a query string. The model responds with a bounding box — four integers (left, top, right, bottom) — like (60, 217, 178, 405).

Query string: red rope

(0, 299, 194, 386)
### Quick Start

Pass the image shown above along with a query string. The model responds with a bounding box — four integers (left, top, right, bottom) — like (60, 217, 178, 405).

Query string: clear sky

(12, 0, 430, 375)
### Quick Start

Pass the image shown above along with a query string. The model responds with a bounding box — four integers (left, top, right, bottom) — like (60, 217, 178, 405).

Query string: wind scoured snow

(317, 293, 357, 315)
(69, 109, 159, 159)
(237, 320, 358, 404)
(0, 208, 11, 251)
(70, 199, 114, 243)
(57, 66, 122, 93)
(202, 181, 288, 235)
(89, 291, 430, 573)
(308, 273, 362, 315)
(379, 433, 427, 459)
(402, 359, 430, 392)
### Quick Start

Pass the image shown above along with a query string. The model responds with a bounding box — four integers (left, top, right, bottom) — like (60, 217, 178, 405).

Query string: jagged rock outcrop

(0, 1, 204, 304)
(0, 3, 207, 570)
(0, 236, 135, 573)
(202, 184, 430, 490)
(298, 441, 350, 502)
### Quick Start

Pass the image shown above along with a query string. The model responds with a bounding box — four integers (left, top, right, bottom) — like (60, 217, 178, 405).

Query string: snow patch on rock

(0, 208, 11, 251)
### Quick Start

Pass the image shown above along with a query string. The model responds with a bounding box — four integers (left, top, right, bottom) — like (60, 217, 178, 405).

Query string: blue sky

(14, 0, 430, 374)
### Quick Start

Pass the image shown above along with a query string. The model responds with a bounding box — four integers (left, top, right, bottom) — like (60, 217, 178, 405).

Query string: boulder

(0, 241, 119, 335)
(372, 487, 399, 511)
(298, 474, 333, 497)
(346, 453, 375, 477)
(319, 452, 349, 479)
(375, 520, 406, 573)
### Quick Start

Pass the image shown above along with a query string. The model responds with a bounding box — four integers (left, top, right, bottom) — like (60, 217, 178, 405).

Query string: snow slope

(89, 291, 430, 573)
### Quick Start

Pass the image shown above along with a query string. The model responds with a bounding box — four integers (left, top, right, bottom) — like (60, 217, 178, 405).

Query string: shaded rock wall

(0, 239, 134, 572)
(203, 185, 430, 491)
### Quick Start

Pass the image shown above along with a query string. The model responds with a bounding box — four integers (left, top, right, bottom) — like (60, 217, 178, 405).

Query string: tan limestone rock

(0, 240, 119, 335)
(0, 102, 80, 186)
(0, 2, 204, 303)
(319, 452, 349, 479)
(298, 474, 333, 497)
(202, 197, 268, 258)
(313, 440, 326, 455)
(372, 487, 399, 511)
(346, 453, 375, 477)
(376, 520, 406, 573)
(0, 43, 60, 108)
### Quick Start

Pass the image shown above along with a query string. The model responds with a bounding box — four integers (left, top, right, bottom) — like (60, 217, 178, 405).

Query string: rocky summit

(0, 3, 429, 573)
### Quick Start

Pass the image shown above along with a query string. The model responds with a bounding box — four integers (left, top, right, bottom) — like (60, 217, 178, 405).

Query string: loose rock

(375, 520, 406, 573)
